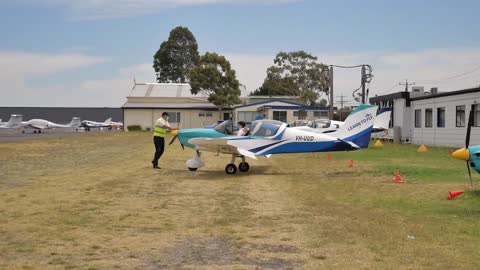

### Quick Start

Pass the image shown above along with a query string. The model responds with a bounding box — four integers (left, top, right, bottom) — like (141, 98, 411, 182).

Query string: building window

(166, 112, 181, 123)
(294, 110, 307, 119)
(414, 109, 421, 128)
(237, 111, 256, 123)
(314, 111, 328, 118)
(475, 104, 480, 127)
(437, 107, 445, 128)
(456, 105, 465, 127)
(273, 111, 287, 122)
(425, 109, 433, 127)
(198, 112, 213, 117)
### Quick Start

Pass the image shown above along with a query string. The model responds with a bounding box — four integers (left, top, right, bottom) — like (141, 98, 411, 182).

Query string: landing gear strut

(225, 154, 249, 174)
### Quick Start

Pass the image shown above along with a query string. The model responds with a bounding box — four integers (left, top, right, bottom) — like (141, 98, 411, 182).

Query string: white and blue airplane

(172, 104, 378, 174)
(291, 107, 392, 134)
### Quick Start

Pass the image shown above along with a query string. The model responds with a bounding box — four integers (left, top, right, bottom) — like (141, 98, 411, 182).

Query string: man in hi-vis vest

(152, 112, 172, 169)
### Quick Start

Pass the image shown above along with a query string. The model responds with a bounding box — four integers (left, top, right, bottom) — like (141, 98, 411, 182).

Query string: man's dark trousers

(152, 136, 165, 167)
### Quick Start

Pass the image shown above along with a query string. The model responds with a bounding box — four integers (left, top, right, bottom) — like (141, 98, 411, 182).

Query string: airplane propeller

(168, 129, 184, 150)
(452, 104, 475, 186)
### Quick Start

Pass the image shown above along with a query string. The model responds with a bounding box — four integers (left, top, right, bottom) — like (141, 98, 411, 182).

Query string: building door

(224, 112, 231, 120)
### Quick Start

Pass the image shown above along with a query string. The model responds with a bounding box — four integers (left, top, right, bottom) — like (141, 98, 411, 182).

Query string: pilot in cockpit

(237, 121, 249, 136)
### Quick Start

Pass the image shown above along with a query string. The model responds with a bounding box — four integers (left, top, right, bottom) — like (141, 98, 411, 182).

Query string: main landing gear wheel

(225, 163, 237, 175)
(239, 162, 250, 172)
(188, 167, 198, 171)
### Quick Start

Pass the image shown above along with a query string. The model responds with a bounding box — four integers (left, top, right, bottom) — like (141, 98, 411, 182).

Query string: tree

(255, 51, 329, 105)
(153, 26, 200, 83)
(190, 52, 242, 116)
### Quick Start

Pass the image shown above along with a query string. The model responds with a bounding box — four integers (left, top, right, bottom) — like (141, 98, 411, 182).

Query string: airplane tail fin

(373, 108, 392, 131)
(6, 114, 23, 128)
(330, 104, 378, 149)
(69, 117, 81, 128)
(104, 118, 112, 125)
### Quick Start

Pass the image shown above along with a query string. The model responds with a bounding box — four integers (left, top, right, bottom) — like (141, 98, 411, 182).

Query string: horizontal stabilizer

(336, 138, 361, 150)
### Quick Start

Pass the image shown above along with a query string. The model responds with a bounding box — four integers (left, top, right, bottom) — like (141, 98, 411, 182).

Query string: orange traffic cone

(392, 171, 404, 183)
(327, 154, 332, 161)
(448, 190, 464, 200)
(417, 144, 428, 152)
(348, 160, 354, 168)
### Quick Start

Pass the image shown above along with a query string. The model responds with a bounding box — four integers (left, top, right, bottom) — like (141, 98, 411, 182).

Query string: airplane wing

(188, 137, 258, 160)
(23, 124, 43, 130)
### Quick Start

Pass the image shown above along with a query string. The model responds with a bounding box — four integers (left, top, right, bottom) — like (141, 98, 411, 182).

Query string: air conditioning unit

(411, 86, 425, 97)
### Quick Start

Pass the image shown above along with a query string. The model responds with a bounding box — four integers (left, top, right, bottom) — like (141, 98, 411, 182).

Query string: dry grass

(0, 133, 479, 269)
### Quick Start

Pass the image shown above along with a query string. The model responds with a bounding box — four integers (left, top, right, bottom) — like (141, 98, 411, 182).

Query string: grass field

(1, 132, 479, 269)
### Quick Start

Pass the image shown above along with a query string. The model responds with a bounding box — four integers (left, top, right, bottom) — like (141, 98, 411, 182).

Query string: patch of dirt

(147, 236, 302, 269)
(325, 171, 355, 177)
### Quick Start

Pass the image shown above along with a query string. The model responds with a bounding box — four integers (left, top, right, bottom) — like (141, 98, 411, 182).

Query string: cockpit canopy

(213, 120, 236, 135)
(250, 120, 283, 137)
(312, 119, 331, 128)
(290, 120, 309, 127)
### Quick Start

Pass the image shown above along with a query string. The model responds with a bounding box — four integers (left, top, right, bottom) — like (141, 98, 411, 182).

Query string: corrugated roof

(129, 83, 209, 98)
(128, 82, 248, 98)
(122, 102, 219, 109)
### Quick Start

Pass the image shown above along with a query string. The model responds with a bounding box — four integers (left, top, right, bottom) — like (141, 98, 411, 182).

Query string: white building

(370, 86, 480, 147)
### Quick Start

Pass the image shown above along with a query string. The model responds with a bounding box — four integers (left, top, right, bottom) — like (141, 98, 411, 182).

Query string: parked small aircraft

(109, 120, 124, 129)
(291, 108, 392, 134)
(81, 118, 113, 131)
(22, 117, 81, 133)
(452, 104, 480, 184)
(170, 104, 378, 174)
(0, 114, 23, 130)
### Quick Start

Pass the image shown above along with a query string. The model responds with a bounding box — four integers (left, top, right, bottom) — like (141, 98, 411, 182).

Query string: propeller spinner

(168, 129, 184, 150)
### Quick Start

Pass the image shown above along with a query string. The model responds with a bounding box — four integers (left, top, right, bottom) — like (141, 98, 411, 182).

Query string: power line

(399, 79, 415, 92)
(376, 83, 400, 96)
(331, 64, 365, 69)
(416, 64, 480, 84)
(336, 95, 349, 109)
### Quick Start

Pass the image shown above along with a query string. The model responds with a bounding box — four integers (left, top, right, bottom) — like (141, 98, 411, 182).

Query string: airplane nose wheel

(239, 162, 250, 172)
(225, 163, 237, 174)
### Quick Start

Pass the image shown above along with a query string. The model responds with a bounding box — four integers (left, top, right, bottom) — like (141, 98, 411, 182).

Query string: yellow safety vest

(153, 120, 169, 137)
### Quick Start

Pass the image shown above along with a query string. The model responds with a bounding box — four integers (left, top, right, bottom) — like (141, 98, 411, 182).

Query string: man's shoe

(153, 166, 161, 169)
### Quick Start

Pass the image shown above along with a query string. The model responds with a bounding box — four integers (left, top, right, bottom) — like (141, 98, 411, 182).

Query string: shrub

(127, 125, 142, 131)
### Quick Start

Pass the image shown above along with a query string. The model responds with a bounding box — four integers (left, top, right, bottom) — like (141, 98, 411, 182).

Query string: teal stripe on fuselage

(178, 129, 227, 148)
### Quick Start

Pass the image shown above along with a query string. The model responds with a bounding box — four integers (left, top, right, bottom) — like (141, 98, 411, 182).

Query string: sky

(1, 0, 480, 107)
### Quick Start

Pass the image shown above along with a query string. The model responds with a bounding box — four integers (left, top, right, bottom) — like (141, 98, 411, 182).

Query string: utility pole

(329, 66, 334, 120)
(336, 94, 349, 121)
(361, 65, 366, 103)
(399, 79, 415, 92)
